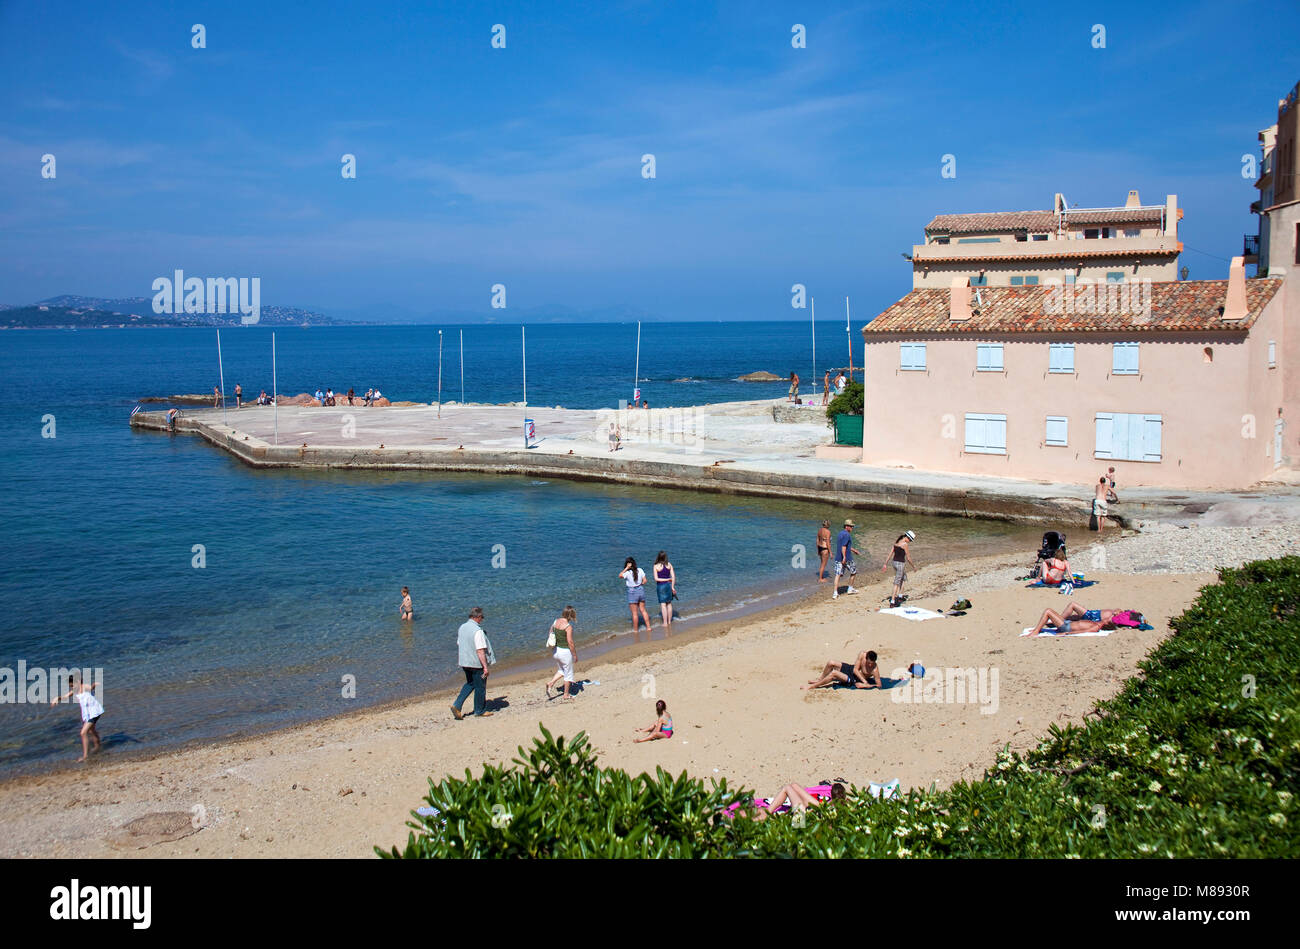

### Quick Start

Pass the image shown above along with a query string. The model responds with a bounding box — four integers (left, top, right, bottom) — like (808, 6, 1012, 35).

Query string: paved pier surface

(130, 399, 1300, 527)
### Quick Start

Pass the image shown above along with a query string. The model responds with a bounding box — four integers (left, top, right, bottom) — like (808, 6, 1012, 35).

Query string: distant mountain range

(0, 296, 335, 329)
(0, 296, 663, 328)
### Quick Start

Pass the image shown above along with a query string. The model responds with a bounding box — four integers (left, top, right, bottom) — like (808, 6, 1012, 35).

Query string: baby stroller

(1031, 531, 1066, 578)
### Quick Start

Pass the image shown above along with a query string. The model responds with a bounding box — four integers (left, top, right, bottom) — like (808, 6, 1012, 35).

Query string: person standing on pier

(451, 607, 493, 719)
(822, 371, 831, 406)
(234, 383, 242, 408)
(788, 371, 800, 403)
(212, 385, 222, 408)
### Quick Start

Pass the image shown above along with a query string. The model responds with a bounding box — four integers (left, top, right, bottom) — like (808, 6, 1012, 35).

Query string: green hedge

(380, 558, 1300, 858)
(825, 381, 863, 422)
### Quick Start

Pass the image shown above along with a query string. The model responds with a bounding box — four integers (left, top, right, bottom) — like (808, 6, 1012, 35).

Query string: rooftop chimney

(1222, 256, 1247, 321)
(1165, 195, 1179, 238)
(1054, 193, 1066, 214)
(949, 276, 972, 322)
(1125, 190, 1141, 207)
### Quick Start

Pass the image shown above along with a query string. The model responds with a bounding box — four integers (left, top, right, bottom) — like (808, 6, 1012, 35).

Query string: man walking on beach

(451, 607, 494, 719)
(832, 519, 860, 600)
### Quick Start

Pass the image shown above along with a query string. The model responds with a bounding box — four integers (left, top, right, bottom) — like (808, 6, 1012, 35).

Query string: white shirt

(76, 689, 104, 722)
(622, 568, 646, 588)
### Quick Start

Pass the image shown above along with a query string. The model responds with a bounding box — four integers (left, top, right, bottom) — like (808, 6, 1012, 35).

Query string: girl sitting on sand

(51, 674, 104, 762)
(634, 699, 673, 742)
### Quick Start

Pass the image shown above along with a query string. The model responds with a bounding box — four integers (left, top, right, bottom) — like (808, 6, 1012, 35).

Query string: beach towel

(878, 606, 946, 621)
(868, 779, 901, 800)
(833, 677, 907, 691)
(1026, 579, 1096, 588)
(1020, 627, 1111, 638)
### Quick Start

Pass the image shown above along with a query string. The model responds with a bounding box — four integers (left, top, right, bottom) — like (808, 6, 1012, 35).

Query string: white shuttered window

(965, 414, 1008, 454)
(1112, 342, 1140, 375)
(900, 343, 927, 371)
(1049, 343, 1075, 373)
(976, 343, 1004, 371)
(1095, 413, 1162, 461)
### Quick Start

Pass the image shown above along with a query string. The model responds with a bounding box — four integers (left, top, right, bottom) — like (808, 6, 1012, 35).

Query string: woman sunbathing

(803, 650, 882, 689)
(727, 781, 847, 820)
(1027, 603, 1144, 636)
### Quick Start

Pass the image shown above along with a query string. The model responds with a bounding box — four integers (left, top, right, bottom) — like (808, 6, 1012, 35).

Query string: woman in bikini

(652, 551, 677, 631)
(634, 699, 673, 742)
(816, 520, 832, 582)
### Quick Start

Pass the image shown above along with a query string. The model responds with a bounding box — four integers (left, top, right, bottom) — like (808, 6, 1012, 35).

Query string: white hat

(905, 530, 916, 540)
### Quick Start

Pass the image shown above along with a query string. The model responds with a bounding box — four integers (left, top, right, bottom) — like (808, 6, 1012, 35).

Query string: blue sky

(1, 0, 1297, 321)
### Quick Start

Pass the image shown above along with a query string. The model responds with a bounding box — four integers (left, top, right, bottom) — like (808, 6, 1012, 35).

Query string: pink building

(860, 253, 1298, 489)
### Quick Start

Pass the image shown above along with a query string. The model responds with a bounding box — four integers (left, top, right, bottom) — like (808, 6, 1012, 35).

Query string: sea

(0, 321, 1038, 776)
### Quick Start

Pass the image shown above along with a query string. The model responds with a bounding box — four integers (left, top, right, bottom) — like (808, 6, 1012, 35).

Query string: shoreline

(0, 525, 1236, 859)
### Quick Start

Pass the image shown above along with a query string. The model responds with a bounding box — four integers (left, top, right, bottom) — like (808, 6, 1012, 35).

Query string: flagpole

(811, 296, 817, 400)
(459, 329, 464, 404)
(845, 296, 854, 382)
(272, 331, 278, 445)
(633, 320, 641, 405)
(437, 330, 443, 418)
(216, 329, 227, 426)
(521, 325, 527, 407)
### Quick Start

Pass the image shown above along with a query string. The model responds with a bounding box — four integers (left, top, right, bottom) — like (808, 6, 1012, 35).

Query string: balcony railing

(1244, 234, 1260, 259)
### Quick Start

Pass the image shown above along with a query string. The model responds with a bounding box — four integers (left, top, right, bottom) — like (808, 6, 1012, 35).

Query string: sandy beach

(6, 520, 1290, 859)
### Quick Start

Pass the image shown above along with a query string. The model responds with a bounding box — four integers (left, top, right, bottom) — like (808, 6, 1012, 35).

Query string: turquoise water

(0, 324, 1034, 775)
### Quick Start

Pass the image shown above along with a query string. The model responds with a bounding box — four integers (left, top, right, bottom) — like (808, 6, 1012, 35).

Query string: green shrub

(381, 558, 1300, 858)
(825, 381, 864, 422)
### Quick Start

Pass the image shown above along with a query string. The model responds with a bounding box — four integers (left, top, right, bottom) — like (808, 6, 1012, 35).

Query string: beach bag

(545, 626, 557, 649)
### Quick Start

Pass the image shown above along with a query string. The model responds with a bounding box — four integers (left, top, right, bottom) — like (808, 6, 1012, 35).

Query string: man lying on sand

(1027, 602, 1146, 637)
(804, 650, 882, 689)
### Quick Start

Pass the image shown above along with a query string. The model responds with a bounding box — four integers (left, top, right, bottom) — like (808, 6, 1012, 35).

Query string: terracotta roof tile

(925, 206, 1164, 234)
(926, 210, 1055, 233)
(862, 278, 1283, 335)
(914, 246, 1177, 263)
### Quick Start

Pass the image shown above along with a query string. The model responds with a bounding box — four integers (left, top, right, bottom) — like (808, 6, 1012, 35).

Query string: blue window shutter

(917, 344, 926, 370)
(1095, 413, 1114, 458)
(1142, 415, 1163, 461)
(991, 345, 1003, 370)
(1026, 275, 1039, 285)
(965, 414, 984, 451)
(1127, 344, 1139, 374)
(990, 415, 1007, 451)
(1046, 416, 1068, 446)
(1126, 414, 1145, 460)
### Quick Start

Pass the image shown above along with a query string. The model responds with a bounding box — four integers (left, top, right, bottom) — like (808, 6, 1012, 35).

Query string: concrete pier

(129, 400, 1300, 527)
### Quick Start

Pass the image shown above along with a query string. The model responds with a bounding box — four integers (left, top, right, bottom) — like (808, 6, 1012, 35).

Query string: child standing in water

(399, 586, 413, 620)
(52, 674, 103, 762)
(634, 699, 673, 742)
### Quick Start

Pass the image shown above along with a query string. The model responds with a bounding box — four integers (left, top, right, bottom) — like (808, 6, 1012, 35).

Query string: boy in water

(51, 674, 104, 762)
(399, 586, 413, 621)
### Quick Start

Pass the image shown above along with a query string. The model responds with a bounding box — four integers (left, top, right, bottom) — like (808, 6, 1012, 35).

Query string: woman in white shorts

(545, 605, 578, 700)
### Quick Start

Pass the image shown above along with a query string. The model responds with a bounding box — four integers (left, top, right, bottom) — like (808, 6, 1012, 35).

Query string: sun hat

(844, 519, 855, 527)
(905, 530, 916, 540)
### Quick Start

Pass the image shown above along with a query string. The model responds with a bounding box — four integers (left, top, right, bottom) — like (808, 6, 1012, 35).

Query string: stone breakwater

(124, 401, 1293, 529)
